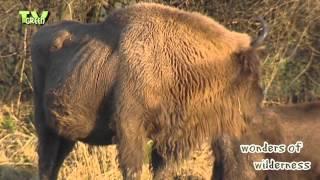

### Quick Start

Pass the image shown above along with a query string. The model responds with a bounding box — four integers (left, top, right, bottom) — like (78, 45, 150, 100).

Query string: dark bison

(213, 102, 320, 180)
(31, 3, 267, 180)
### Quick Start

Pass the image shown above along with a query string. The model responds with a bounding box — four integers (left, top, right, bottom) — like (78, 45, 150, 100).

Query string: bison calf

(31, 2, 267, 179)
(213, 102, 320, 180)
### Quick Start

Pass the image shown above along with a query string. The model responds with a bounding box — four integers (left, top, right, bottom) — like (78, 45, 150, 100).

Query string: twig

(9, 135, 36, 159)
(0, 134, 13, 144)
(67, 1, 73, 20)
(262, 53, 286, 100)
(0, 52, 17, 59)
(0, 162, 35, 166)
(288, 52, 314, 87)
(16, 24, 28, 117)
(24, 72, 34, 92)
(62, 0, 74, 20)
(287, 24, 311, 60)
(262, 100, 283, 106)
(306, 72, 320, 87)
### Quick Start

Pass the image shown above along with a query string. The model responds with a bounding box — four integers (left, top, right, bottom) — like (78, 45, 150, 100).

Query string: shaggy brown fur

(31, 3, 264, 180)
(212, 102, 320, 180)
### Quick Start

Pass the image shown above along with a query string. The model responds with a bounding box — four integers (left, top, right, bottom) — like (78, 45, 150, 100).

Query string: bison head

(223, 17, 268, 136)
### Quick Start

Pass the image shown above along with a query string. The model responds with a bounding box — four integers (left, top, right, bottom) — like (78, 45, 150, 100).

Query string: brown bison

(31, 3, 267, 180)
(213, 102, 320, 180)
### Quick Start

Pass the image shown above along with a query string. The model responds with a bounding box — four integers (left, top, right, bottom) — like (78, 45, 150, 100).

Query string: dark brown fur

(31, 20, 120, 180)
(213, 102, 320, 180)
(31, 3, 263, 180)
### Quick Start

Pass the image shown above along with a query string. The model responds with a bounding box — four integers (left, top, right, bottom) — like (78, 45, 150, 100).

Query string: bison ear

(236, 49, 260, 75)
(50, 30, 73, 52)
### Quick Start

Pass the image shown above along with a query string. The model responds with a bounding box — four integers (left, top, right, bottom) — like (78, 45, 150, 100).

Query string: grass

(1, 115, 16, 133)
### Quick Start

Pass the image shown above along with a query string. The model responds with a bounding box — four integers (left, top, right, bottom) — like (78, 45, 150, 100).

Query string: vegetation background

(0, 0, 319, 179)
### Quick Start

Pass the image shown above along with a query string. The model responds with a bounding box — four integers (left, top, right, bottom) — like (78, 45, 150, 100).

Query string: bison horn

(251, 17, 268, 48)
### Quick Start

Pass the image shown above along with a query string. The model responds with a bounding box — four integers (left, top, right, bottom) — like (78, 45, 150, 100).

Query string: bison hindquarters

(31, 19, 118, 179)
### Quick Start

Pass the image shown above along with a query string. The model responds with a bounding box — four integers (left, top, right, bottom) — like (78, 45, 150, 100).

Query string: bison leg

(50, 138, 75, 180)
(212, 135, 230, 180)
(33, 66, 75, 179)
(116, 97, 148, 180)
(151, 149, 169, 179)
(117, 125, 147, 180)
(151, 149, 165, 172)
(37, 127, 60, 180)
(34, 96, 75, 179)
(33, 92, 61, 180)
(212, 135, 255, 180)
(38, 126, 75, 180)
(212, 135, 268, 180)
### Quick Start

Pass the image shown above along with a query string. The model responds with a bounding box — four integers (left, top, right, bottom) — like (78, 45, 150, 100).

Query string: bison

(213, 102, 320, 180)
(31, 3, 267, 180)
